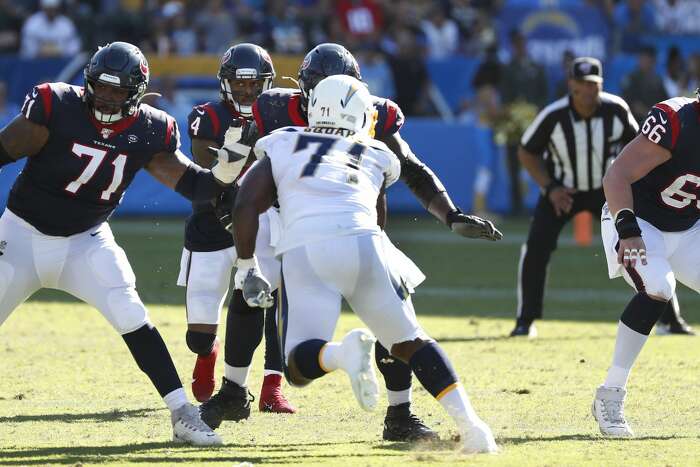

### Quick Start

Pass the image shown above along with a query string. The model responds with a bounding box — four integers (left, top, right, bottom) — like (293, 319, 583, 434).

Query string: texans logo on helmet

(140, 59, 149, 79)
(300, 54, 311, 71)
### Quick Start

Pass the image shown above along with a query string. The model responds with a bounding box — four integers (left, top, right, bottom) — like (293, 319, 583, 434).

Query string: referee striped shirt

(520, 92, 638, 191)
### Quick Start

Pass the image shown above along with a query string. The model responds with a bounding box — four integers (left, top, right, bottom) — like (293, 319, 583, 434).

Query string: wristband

(614, 208, 642, 239)
(543, 181, 561, 198)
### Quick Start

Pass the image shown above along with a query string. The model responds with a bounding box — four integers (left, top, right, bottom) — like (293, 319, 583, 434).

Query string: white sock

(319, 342, 343, 372)
(387, 388, 412, 406)
(163, 388, 188, 412)
(438, 384, 481, 431)
(603, 321, 649, 389)
(225, 364, 251, 387)
(263, 369, 284, 377)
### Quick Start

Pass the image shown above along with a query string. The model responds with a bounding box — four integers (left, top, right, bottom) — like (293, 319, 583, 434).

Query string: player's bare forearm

(191, 138, 217, 169)
(381, 132, 454, 224)
(233, 157, 277, 259)
(0, 115, 49, 159)
(518, 146, 552, 189)
(603, 134, 671, 216)
(145, 150, 191, 189)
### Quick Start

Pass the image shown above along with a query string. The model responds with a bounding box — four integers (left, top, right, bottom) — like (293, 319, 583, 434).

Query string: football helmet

(308, 75, 375, 135)
(218, 43, 275, 116)
(298, 43, 361, 101)
(84, 42, 149, 124)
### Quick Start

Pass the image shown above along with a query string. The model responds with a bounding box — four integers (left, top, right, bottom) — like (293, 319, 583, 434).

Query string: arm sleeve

(20, 83, 53, 126)
(639, 104, 678, 151)
(187, 105, 220, 141)
(520, 107, 555, 156)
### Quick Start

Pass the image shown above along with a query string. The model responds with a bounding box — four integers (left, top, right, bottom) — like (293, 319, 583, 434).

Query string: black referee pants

(516, 188, 605, 324)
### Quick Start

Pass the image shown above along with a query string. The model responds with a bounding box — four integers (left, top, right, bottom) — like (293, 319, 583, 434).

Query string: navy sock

(375, 341, 412, 391)
(408, 342, 458, 399)
(621, 293, 668, 336)
(263, 298, 283, 373)
(122, 324, 182, 397)
(289, 339, 327, 380)
(224, 289, 264, 367)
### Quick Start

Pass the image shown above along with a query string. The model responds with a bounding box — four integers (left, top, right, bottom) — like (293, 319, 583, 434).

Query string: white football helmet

(307, 75, 376, 136)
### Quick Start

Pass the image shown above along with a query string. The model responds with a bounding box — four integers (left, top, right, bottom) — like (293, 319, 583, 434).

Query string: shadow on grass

(434, 334, 613, 343)
(0, 440, 395, 465)
(499, 433, 694, 444)
(0, 408, 160, 424)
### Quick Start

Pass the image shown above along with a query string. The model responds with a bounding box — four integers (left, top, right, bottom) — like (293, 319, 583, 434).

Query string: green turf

(1, 216, 698, 466)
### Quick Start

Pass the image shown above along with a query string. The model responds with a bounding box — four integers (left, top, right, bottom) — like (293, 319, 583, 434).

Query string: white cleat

(339, 328, 379, 412)
(592, 385, 634, 438)
(461, 419, 499, 454)
(171, 403, 223, 446)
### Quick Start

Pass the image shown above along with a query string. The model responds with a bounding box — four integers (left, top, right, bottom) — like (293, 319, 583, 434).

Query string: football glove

(214, 185, 238, 233)
(234, 256, 274, 308)
(208, 124, 251, 184)
(447, 209, 503, 241)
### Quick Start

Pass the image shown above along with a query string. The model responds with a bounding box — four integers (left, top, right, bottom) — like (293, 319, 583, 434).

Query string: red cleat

(259, 374, 296, 413)
(192, 339, 219, 403)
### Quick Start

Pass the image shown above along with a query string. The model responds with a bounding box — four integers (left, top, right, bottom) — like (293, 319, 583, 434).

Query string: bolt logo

(221, 49, 231, 65)
(340, 83, 360, 108)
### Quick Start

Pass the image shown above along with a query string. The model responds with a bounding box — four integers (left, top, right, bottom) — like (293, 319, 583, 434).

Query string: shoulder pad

(372, 97, 404, 139)
(254, 88, 305, 137)
(188, 102, 223, 141)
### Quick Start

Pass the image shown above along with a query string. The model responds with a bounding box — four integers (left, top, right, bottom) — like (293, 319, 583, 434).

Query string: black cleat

(656, 317, 696, 335)
(382, 403, 439, 442)
(199, 377, 254, 429)
(509, 322, 537, 338)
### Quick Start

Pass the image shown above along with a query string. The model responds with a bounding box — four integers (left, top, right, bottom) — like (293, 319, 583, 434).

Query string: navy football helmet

(298, 43, 362, 101)
(84, 42, 149, 123)
(218, 43, 275, 116)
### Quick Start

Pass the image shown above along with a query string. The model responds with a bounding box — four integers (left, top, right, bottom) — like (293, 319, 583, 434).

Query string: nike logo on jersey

(90, 231, 100, 237)
(196, 109, 206, 115)
(659, 113, 667, 124)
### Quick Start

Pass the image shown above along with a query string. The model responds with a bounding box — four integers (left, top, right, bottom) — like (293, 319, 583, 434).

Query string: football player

(232, 75, 498, 453)
(177, 43, 295, 413)
(201, 43, 502, 441)
(593, 94, 700, 437)
(0, 42, 248, 445)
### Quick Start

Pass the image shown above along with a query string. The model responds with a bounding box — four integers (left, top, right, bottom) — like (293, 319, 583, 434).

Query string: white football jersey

(254, 126, 400, 254)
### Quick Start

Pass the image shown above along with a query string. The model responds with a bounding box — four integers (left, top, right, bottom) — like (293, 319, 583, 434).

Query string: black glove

(214, 185, 238, 233)
(446, 209, 503, 241)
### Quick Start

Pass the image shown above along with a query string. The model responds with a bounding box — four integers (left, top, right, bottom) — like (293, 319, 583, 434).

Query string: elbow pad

(400, 154, 446, 206)
(174, 164, 223, 202)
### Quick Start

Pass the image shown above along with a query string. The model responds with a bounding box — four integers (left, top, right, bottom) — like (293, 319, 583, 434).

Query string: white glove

(209, 125, 251, 184)
(234, 256, 274, 308)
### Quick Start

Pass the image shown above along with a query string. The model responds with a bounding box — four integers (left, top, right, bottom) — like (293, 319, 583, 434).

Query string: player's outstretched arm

(232, 156, 277, 259)
(381, 132, 502, 241)
(0, 115, 49, 166)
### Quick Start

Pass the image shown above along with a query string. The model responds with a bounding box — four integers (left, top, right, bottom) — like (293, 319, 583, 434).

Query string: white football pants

(278, 232, 424, 361)
(0, 209, 149, 334)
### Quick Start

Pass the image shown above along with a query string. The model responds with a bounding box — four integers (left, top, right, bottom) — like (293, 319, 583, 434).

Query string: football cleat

(509, 322, 537, 338)
(199, 377, 254, 429)
(339, 329, 380, 411)
(171, 403, 222, 446)
(592, 385, 634, 438)
(259, 374, 297, 413)
(461, 418, 498, 454)
(192, 339, 219, 403)
(655, 318, 695, 336)
(382, 403, 439, 442)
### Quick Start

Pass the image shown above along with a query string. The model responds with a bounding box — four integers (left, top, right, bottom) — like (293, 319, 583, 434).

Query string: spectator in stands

(356, 46, 395, 99)
(194, 0, 238, 55)
(264, 0, 306, 53)
(168, 2, 197, 56)
(655, 0, 700, 34)
(421, 4, 459, 60)
(622, 45, 668, 122)
(20, 0, 81, 58)
(334, 0, 384, 49)
(686, 53, 700, 93)
(385, 26, 431, 116)
(662, 46, 689, 98)
(471, 44, 502, 91)
(613, 0, 657, 53)
(499, 29, 548, 215)
(0, 81, 19, 128)
(0, 0, 27, 54)
(450, 0, 497, 56)
(554, 50, 576, 98)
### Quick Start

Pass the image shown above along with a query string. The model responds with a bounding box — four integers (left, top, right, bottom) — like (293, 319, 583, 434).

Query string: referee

(510, 56, 693, 337)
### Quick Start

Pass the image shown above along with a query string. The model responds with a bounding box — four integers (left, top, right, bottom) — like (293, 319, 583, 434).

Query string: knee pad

(106, 287, 150, 334)
(186, 330, 216, 355)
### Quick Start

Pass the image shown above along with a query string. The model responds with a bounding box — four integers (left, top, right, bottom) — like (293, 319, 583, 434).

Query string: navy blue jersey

(185, 100, 244, 251)
(252, 87, 404, 140)
(633, 97, 700, 232)
(7, 82, 179, 236)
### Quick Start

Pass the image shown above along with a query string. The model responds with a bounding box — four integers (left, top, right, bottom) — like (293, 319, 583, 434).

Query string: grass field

(1, 215, 699, 466)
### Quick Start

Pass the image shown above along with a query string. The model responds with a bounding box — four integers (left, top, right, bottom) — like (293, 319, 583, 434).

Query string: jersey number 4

(294, 134, 366, 177)
(661, 174, 700, 210)
(65, 143, 127, 201)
